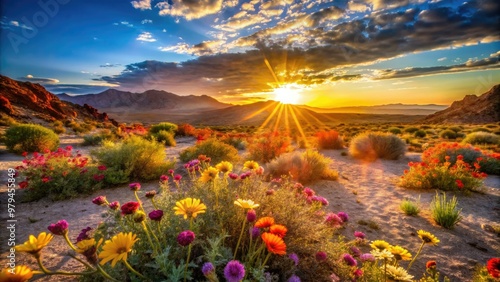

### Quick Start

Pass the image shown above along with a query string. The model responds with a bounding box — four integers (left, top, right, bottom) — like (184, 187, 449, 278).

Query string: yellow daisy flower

(215, 161, 233, 173)
(384, 265, 414, 282)
(370, 240, 391, 251)
(417, 230, 440, 245)
(15, 232, 53, 256)
(243, 161, 260, 171)
(98, 232, 138, 267)
(76, 238, 102, 265)
(174, 198, 207, 220)
(389, 245, 412, 261)
(199, 167, 219, 183)
(370, 249, 394, 260)
(234, 199, 260, 210)
(0, 265, 34, 282)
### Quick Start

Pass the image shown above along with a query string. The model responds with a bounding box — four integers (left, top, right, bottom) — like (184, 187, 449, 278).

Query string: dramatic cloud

(131, 0, 151, 10)
(159, 40, 225, 55)
(45, 84, 114, 95)
(156, 0, 223, 20)
(136, 32, 156, 42)
(21, 75, 59, 84)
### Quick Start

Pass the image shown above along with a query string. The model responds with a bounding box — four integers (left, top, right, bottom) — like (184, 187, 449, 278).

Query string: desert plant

(5, 124, 59, 154)
(400, 197, 420, 216)
(388, 127, 402, 135)
(472, 127, 491, 133)
(404, 127, 419, 134)
(176, 123, 196, 136)
(92, 136, 175, 184)
(219, 133, 247, 150)
(414, 129, 427, 138)
(179, 138, 239, 164)
(349, 132, 406, 161)
(431, 192, 462, 229)
(151, 130, 176, 147)
(462, 132, 500, 146)
(448, 126, 462, 133)
(51, 120, 66, 134)
(266, 150, 338, 184)
(315, 130, 344, 149)
(440, 130, 457, 139)
(149, 122, 178, 134)
(247, 131, 291, 163)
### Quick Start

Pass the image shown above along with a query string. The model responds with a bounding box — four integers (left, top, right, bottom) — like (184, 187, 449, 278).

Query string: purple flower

(354, 231, 365, 239)
(202, 262, 215, 276)
(315, 251, 327, 262)
(224, 260, 245, 282)
(177, 230, 195, 246)
(247, 209, 256, 222)
(160, 175, 169, 182)
(92, 196, 107, 206)
(109, 201, 120, 210)
(250, 227, 260, 239)
(337, 212, 349, 222)
(343, 253, 357, 267)
(174, 174, 182, 181)
(325, 213, 343, 227)
(288, 253, 299, 266)
(350, 246, 361, 257)
(47, 220, 68, 235)
(288, 274, 301, 282)
(360, 253, 375, 262)
(311, 196, 329, 206)
(149, 210, 164, 221)
(228, 173, 239, 180)
(129, 182, 141, 191)
(76, 227, 92, 243)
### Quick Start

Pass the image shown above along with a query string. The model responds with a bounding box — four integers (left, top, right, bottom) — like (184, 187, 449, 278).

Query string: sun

(273, 84, 302, 105)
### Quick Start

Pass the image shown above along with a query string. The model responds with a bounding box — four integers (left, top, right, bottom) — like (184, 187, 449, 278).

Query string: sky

(1, 0, 499, 107)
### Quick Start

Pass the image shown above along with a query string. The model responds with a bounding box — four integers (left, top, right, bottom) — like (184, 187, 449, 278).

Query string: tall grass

(349, 132, 406, 161)
(431, 192, 462, 229)
(315, 130, 344, 149)
(400, 197, 420, 216)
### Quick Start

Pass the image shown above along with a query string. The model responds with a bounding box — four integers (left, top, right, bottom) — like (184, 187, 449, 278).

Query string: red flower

(121, 201, 140, 215)
(42, 176, 51, 183)
(426, 260, 437, 269)
(98, 165, 107, 171)
(455, 179, 464, 189)
(487, 258, 500, 278)
(457, 155, 464, 161)
(22, 152, 28, 157)
(19, 181, 28, 189)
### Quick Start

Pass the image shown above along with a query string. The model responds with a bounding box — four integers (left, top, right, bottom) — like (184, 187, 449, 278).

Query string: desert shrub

(349, 132, 406, 161)
(462, 132, 500, 146)
(176, 123, 196, 136)
(194, 127, 214, 142)
(422, 142, 500, 175)
(404, 127, 419, 134)
(151, 130, 176, 147)
(315, 130, 344, 149)
(51, 120, 66, 134)
(179, 138, 239, 164)
(82, 130, 116, 146)
(400, 197, 420, 216)
(485, 124, 498, 129)
(92, 136, 175, 184)
(149, 122, 178, 135)
(5, 124, 59, 154)
(400, 155, 485, 192)
(16, 147, 107, 201)
(266, 150, 338, 184)
(388, 127, 402, 135)
(219, 133, 247, 150)
(420, 125, 432, 129)
(472, 127, 491, 133)
(0, 113, 17, 126)
(247, 131, 291, 163)
(448, 126, 462, 133)
(431, 192, 462, 229)
(414, 129, 427, 138)
(439, 130, 457, 139)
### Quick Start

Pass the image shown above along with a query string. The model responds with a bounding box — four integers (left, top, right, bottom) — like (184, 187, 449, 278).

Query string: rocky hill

(0, 75, 117, 125)
(422, 85, 500, 124)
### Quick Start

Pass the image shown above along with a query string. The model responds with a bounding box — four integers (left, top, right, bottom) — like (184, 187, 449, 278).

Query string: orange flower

(261, 232, 286, 255)
(269, 224, 287, 238)
(255, 217, 275, 229)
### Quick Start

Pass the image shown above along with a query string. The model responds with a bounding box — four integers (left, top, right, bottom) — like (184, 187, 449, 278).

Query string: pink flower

(247, 209, 256, 222)
(98, 165, 107, 171)
(168, 169, 175, 175)
(303, 187, 315, 197)
(354, 231, 365, 239)
(177, 230, 195, 246)
(109, 201, 120, 210)
(315, 251, 327, 262)
(129, 182, 141, 191)
(228, 173, 239, 180)
(325, 213, 343, 227)
(174, 174, 182, 181)
(92, 196, 108, 206)
(47, 220, 69, 235)
(160, 175, 169, 183)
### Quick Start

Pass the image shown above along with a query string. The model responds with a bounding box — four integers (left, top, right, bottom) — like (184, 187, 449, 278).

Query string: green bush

(404, 127, 419, 134)
(179, 138, 239, 164)
(51, 121, 66, 134)
(266, 150, 338, 184)
(5, 124, 59, 154)
(439, 129, 457, 139)
(92, 136, 175, 184)
(414, 129, 427, 138)
(462, 132, 500, 146)
(0, 113, 17, 126)
(82, 130, 116, 146)
(151, 130, 176, 147)
(349, 132, 406, 161)
(400, 197, 420, 216)
(431, 192, 462, 229)
(472, 127, 491, 133)
(149, 122, 178, 134)
(448, 126, 462, 133)
(388, 127, 402, 135)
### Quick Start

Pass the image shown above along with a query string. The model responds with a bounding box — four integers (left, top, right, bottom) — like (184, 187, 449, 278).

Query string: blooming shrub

(176, 123, 196, 137)
(92, 136, 175, 184)
(16, 147, 106, 201)
(5, 124, 59, 154)
(179, 138, 239, 164)
(315, 130, 344, 149)
(422, 142, 500, 175)
(247, 131, 291, 163)
(267, 150, 338, 184)
(349, 132, 406, 161)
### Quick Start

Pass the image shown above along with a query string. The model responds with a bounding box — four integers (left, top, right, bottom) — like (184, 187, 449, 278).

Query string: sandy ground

(0, 136, 498, 281)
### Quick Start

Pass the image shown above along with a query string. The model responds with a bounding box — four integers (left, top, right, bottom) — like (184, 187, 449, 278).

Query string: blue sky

(1, 0, 499, 107)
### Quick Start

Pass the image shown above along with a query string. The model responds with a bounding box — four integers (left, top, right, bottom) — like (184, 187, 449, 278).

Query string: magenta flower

(343, 253, 357, 266)
(92, 196, 108, 206)
(354, 231, 365, 239)
(224, 260, 245, 282)
(168, 169, 175, 175)
(97, 165, 107, 171)
(303, 187, 315, 197)
(325, 213, 343, 227)
(129, 182, 141, 191)
(76, 227, 92, 243)
(337, 212, 349, 222)
(288, 275, 301, 282)
(160, 175, 169, 182)
(316, 251, 327, 262)
(177, 230, 195, 246)
(350, 246, 361, 257)
(250, 227, 260, 239)
(47, 220, 69, 235)
(174, 174, 182, 181)
(288, 253, 299, 266)
(202, 262, 215, 276)
(247, 209, 256, 222)
(149, 210, 164, 221)
(360, 253, 375, 262)
(311, 196, 329, 206)
(109, 201, 120, 210)
(228, 173, 239, 180)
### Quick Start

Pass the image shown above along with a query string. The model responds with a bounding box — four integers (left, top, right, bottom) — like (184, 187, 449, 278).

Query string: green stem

(141, 221, 158, 255)
(96, 265, 121, 282)
(37, 256, 96, 276)
(123, 260, 146, 280)
(63, 233, 77, 251)
(68, 253, 95, 269)
(261, 252, 272, 268)
(134, 191, 146, 214)
(233, 218, 247, 259)
(213, 180, 219, 208)
(407, 242, 425, 271)
(145, 221, 162, 250)
(184, 244, 193, 282)
(151, 198, 159, 210)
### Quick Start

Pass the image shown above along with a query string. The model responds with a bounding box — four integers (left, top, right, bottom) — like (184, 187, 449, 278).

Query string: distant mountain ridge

(422, 84, 500, 124)
(300, 103, 447, 115)
(58, 89, 230, 112)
